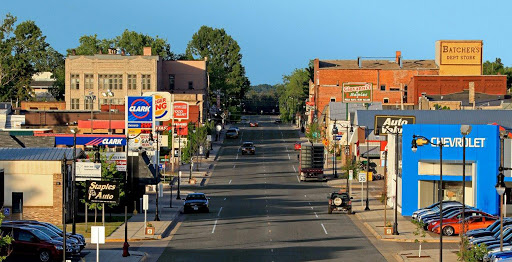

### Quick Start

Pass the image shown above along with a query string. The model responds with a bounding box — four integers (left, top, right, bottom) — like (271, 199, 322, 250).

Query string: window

(71, 74, 80, 89)
(98, 75, 122, 90)
(330, 97, 336, 102)
(85, 99, 92, 110)
(390, 88, 400, 92)
(169, 75, 175, 90)
(383, 98, 389, 103)
(142, 75, 151, 90)
(17, 231, 34, 242)
(188, 81, 194, 89)
(128, 75, 136, 90)
(380, 85, 386, 91)
(84, 74, 93, 89)
(71, 98, 80, 110)
(404, 85, 408, 91)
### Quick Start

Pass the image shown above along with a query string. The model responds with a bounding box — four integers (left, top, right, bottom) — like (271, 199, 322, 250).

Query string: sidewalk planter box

(145, 226, 155, 235)
(384, 227, 393, 235)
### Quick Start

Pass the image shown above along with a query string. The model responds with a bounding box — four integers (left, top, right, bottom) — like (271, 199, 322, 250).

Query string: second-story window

(71, 74, 80, 89)
(84, 74, 93, 89)
(142, 75, 151, 90)
(380, 84, 386, 91)
(71, 98, 80, 109)
(128, 75, 136, 90)
(169, 75, 175, 90)
(188, 81, 193, 89)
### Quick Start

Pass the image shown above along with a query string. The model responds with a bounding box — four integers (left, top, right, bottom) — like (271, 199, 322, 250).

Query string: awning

(360, 145, 380, 158)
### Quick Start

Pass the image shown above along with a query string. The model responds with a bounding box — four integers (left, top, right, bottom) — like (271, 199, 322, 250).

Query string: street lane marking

(271, 249, 274, 253)
(223, 198, 226, 200)
(288, 154, 290, 160)
(296, 175, 300, 183)
(293, 166, 296, 172)
(321, 223, 328, 234)
(236, 154, 239, 160)
(308, 202, 311, 205)
(233, 165, 236, 168)
(314, 212, 319, 218)
(304, 195, 307, 198)
(229, 180, 232, 184)
(212, 219, 218, 233)
(217, 207, 223, 217)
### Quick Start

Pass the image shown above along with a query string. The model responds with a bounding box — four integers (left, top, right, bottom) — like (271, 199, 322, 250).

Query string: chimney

(143, 47, 152, 56)
(121, 49, 125, 56)
(72, 49, 76, 56)
(396, 51, 402, 68)
(357, 57, 362, 68)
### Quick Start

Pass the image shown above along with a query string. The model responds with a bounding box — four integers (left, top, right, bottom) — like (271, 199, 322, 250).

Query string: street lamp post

(393, 130, 400, 235)
(150, 131, 161, 221)
(344, 124, 353, 195)
(332, 121, 338, 179)
(102, 89, 114, 134)
(460, 125, 472, 254)
(70, 129, 77, 235)
(62, 153, 67, 262)
(365, 127, 370, 211)
(412, 135, 444, 262)
(497, 130, 510, 252)
(123, 132, 141, 257)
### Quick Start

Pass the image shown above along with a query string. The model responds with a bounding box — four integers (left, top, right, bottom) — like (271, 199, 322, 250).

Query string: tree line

(0, 14, 250, 112)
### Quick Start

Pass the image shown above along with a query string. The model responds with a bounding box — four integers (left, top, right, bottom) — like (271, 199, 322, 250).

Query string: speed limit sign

(358, 173, 367, 183)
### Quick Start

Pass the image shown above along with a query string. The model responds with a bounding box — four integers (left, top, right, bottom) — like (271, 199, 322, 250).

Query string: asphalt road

(157, 115, 387, 262)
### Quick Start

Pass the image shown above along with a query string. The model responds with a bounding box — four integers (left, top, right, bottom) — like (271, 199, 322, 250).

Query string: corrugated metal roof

(360, 145, 380, 158)
(354, 110, 512, 131)
(329, 102, 383, 121)
(319, 59, 438, 70)
(0, 148, 83, 161)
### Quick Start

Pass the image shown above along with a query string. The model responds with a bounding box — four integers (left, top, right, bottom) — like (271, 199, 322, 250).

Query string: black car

(327, 192, 352, 214)
(225, 128, 239, 139)
(241, 142, 255, 155)
(183, 193, 210, 213)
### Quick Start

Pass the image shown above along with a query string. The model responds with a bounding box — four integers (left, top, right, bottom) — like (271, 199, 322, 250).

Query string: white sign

(358, 173, 367, 183)
(207, 135, 212, 142)
(76, 162, 101, 182)
(173, 137, 188, 149)
(349, 170, 354, 180)
(104, 152, 126, 172)
(143, 194, 149, 211)
(91, 226, 105, 244)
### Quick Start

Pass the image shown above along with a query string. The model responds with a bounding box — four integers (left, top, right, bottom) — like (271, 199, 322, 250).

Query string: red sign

(173, 102, 189, 120)
(306, 101, 315, 106)
(155, 125, 169, 132)
(174, 122, 188, 136)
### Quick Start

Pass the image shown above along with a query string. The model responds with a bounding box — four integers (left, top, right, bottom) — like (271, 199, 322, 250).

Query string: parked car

(249, 122, 258, 127)
(417, 204, 469, 223)
(4, 220, 85, 250)
(183, 193, 210, 213)
(484, 245, 512, 262)
(12, 224, 81, 254)
(485, 250, 512, 262)
(412, 201, 462, 220)
(294, 142, 302, 151)
(426, 209, 486, 231)
(327, 192, 352, 214)
(470, 225, 512, 247)
(414, 201, 463, 221)
(226, 128, 239, 139)
(432, 215, 498, 236)
(0, 225, 73, 262)
(467, 218, 512, 239)
(274, 119, 282, 124)
(240, 142, 255, 155)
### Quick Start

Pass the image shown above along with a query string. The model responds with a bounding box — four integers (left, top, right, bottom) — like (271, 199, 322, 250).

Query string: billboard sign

(439, 41, 482, 65)
(342, 83, 372, 103)
(86, 180, 120, 204)
(55, 136, 126, 146)
(126, 96, 155, 150)
(173, 101, 189, 120)
(374, 115, 416, 135)
(143, 92, 172, 121)
(76, 162, 102, 182)
(173, 122, 188, 136)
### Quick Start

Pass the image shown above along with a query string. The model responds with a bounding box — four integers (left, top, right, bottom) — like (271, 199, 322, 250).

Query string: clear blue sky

(2, 0, 510, 85)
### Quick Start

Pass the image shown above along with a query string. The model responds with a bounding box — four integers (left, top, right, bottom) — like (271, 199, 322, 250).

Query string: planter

(145, 226, 155, 235)
(384, 227, 393, 235)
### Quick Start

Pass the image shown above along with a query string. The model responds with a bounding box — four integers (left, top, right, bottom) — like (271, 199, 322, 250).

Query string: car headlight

(55, 245, 63, 250)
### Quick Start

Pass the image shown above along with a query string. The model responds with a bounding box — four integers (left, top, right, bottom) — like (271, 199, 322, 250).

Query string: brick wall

(21, 101, 66, 111)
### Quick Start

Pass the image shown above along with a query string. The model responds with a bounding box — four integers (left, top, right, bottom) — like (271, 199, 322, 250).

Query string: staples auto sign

(173, 101, 189, 120)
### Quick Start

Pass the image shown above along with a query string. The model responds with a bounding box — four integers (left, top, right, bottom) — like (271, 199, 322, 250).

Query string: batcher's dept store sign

(342, 83, 372, 103)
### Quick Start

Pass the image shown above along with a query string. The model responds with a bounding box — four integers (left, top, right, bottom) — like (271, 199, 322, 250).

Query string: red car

(250, 122, 258, 127)
(432, 215, 497, 236)
(294, 142, 302, 150)
(427, 210, 495, 231)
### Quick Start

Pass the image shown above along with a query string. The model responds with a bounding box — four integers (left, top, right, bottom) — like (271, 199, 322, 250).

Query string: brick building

(309, 52, 439, 122)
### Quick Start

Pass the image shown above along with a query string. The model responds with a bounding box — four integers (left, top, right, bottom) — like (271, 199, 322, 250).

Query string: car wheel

(204, 208, 210, 213)
(328, 206, 332, 214)
(39, 249, 51, 262)
(443, 226, 455, 236)
(347, 208, 352, 214)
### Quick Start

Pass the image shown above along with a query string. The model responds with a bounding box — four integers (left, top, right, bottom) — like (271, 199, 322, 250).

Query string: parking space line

(296, 175, 300, 183)
(321, 223, 328, 234)
(288, 154, 290, 160)
(236, 154, 239, 160)
(314, 212, 318, 218)
(217, 207, 223, 217)
(293, 165, 296, 172)
(229, 180, 232, 184)
(233, 165, 236, 168)
(212, 219, 218, 233)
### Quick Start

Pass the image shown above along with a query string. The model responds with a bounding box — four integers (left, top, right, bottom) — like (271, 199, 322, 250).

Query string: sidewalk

(327, 178, 460, 262)
(81, 250, 147, 262)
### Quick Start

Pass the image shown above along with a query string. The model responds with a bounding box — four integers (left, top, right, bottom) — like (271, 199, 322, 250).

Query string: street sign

(3, 208, 10, 216)
(358, 173, 367, 183)
(143, 194, 148, 211)
(349, 170, 353, 180)
(91, 226, 105, 244)
(334, 135, 342, 140)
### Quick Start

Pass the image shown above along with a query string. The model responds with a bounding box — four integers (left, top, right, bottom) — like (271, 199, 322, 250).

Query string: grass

(57, 221, 124, 239)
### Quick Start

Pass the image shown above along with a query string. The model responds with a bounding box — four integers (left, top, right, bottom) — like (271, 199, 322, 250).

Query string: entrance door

(12, 192, 23, 214)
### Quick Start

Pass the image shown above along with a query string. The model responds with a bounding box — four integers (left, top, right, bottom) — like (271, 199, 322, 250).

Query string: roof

(425, 91, 511, 107)
(319, 59, 438, 70)
(354, 110, 512, 131)
(67, 54, 159, 61)
(329, 102, 383, 121)
(360, 145, 380, 158)
(0, 148, 84, 161)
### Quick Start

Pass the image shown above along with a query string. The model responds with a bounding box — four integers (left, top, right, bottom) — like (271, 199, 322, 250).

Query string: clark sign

(86, 181, 120, 204)
(342, 83, 372, 103)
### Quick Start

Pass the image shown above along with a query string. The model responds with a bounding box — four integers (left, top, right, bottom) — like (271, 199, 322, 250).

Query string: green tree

(0, 214, 12, 261)
(278, 68, 309, 122)
(0, 13, 59, 102)
(186, 26, 250, 111)
(305, 122, 322, 143)
(483, 57, 512, 91)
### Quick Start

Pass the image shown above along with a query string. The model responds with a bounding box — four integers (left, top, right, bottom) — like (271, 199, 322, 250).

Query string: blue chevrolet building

(401, 124, 501, 216)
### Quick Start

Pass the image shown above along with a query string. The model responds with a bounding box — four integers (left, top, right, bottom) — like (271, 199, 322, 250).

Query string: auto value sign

(342, 82, 372, 103)
(86, 181, 120, 204)
(374, 115, 416, 135)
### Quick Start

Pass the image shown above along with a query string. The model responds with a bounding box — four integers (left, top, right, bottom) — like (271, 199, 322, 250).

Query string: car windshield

(41, 223, 62, 234)
(31, 229, 52, 241)
(243, 143, 253, 147)
(31, 226, 59, 238)
(186, 194, 206, 200)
